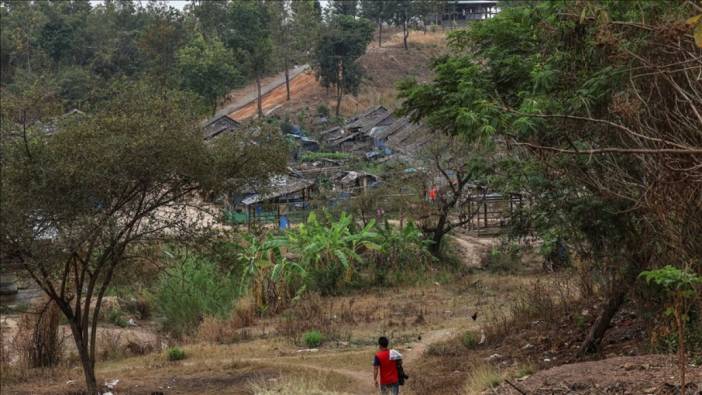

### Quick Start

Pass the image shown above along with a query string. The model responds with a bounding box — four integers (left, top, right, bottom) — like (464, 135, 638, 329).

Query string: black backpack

(397, 360, 409, 385)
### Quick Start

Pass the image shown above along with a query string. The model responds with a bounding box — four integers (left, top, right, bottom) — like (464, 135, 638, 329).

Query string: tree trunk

(335, 59, 343, 116)
(674, 303, 686, 393)
(284, 58, 290, 101)
(429, 211, 448, 257)
(403, 20, 409, 50)
(72, 322, 97, 394)
(256, 74, 263, 118)
(578, 262, 641, 355)
(378, 21, 382, 48)
(336, 83, 342, 117)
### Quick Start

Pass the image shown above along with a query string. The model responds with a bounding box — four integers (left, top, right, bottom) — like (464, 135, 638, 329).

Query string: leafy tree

(137, 3, 188, 88)
(314, 15, 373, 116)
(187, 0, 229, 40)
(329, 0, 358, 17)
(417, 135, 495, 256)
(399, 0, 702, 353)
(0, 81, 287, 393)
(391, 0, 418, 50)
(290, 0, 322, 65)
(226, 0, 274, 118)
(268, 0, 292, 100)
(177, 33, 241, 114)
(359, 0, 391, 47)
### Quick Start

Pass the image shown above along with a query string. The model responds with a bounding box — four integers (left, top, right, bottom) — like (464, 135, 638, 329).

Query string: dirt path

(213, 65, 310, 120)
(249, 327, 459, 394)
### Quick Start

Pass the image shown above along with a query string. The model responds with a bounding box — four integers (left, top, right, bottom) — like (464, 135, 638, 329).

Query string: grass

(301, 152, 352, 162)
(463, 364, 502, 395)
(250, 371, 355, 395)
(250, 376, 350, 395)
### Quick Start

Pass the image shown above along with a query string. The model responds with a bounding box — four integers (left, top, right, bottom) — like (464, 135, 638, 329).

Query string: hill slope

(222, 30, 447, 121)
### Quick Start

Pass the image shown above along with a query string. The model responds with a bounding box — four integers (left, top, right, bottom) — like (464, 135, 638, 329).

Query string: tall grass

(155, 253, 238, 337)
(463, 364, 502, 395)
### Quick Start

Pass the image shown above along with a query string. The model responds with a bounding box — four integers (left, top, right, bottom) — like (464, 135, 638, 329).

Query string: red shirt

(373, 349, 398, 385)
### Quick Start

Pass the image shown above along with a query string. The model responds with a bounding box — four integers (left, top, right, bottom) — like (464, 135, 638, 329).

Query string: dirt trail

(245, 327, 459, 394)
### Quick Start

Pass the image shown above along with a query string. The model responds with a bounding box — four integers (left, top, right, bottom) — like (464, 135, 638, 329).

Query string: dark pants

(380, 383, 399, 395)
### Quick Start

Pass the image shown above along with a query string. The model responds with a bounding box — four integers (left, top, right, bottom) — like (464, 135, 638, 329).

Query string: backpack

(397, 360, 409, 385)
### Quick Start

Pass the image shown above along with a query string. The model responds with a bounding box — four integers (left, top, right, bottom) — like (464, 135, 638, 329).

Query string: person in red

(373, 336, 399, 394)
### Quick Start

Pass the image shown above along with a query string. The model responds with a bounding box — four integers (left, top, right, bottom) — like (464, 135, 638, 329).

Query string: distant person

(373, 336, 407, 394)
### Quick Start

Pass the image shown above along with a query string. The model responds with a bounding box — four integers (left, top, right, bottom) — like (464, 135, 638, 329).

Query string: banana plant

(284, 211, 381, 292)
(237, 233, 305, 310)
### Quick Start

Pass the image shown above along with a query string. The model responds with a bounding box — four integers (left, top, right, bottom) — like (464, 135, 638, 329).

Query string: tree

(290, 0, 322, 65)
(0, 81, 287, 393)
(314, 15, 373, 116)
(360, 0, 391, 47)
(391, 0, 417, 50)
(227, 0, 273, 118)
(138, 3, 188, 88)
(417, 135, 495, 256)
(329, 0, 358, 17)
(399, 0, 702, 353)
(177, 33, 241, 114)
(268, 0, 292, 101)
(188, 0, 229, 40)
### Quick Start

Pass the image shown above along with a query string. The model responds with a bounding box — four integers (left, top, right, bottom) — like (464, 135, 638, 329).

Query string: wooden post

(484, 201, 488, 228)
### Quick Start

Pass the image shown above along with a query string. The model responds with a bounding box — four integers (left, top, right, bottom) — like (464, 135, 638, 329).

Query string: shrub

(316, 104, 330, 117)
(302, 330, 324, 348)
(107, 307, 128, 328)
(462, 331, 479, 349)
(124, 292, 152, 320)
(426, 338, 465, 357)
(483, 242, 521, 273)
(280, 119, 294, 134)
(166, 346, 186, 361)
(155, 253, 238, 337)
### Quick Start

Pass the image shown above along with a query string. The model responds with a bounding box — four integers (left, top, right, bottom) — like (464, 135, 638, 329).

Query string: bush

(166, 346, 186, 361)
(462, 331, 479, 349)
(280, 119, 294, 134)
(302, 330, 324, 348)
(483, 242, 521, 273)
(107, 307, 128, 328)
(155, 253, 238, 337)
(316, 104, 330, 117)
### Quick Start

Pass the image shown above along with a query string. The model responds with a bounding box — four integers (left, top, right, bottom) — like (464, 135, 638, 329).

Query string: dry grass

(249, 374, 354, 395)
(483, 274, 581, 342)
(11, 301, 62, 369)
(196, 297, 258, 344)
(462, 363, 503, 395)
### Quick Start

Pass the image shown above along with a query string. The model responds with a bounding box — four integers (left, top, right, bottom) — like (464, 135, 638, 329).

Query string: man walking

(373, 336, 399, 394)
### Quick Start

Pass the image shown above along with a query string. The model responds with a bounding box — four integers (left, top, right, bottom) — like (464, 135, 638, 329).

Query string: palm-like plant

(237, 233, 304, 311)
(285, 211, 381, 294)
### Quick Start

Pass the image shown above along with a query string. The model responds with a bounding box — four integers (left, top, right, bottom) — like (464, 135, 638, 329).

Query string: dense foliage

(156, 253, 239, 337)
(399, 0, 702, 353)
